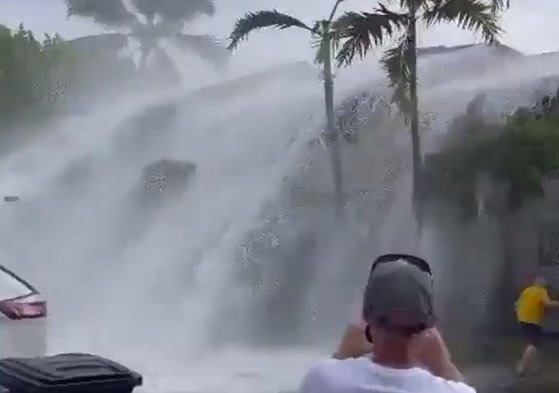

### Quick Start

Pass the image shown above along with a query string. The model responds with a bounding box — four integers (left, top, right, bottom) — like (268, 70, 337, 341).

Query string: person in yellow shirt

(515, 275, 559, 375)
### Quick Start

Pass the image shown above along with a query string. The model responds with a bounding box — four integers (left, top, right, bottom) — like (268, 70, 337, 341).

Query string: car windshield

(0, 266, 33, 301)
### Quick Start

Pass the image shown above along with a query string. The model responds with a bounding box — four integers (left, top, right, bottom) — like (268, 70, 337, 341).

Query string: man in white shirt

(299, 253, 475, 393)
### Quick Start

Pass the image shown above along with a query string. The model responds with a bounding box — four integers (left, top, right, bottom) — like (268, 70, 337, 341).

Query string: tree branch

(335, 5, 407, 67)
(228, 10, 312, 50)
(328, 0, 345, 22)
(380, 34, 412, 119)
(422, 0, 502, 43)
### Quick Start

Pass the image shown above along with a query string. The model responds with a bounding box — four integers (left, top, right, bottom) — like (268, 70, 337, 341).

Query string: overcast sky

(0, 0, 557, 63)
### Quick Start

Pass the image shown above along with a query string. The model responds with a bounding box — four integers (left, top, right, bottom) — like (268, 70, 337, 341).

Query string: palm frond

(228, 10, 312, 51)
(380, 34, 412, 118)
(328, 0, 345, 22)
(132, 0, 215, 26)
(335, 5, 408, 67)
(489, 0, 510, 12)
(64, 0, 136, 28)
(422, 0, 502, 43)
(400, 0, 429, 11)
(172, 34, 229, 69)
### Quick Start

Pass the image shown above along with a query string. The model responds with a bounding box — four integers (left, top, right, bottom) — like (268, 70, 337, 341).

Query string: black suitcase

(0, 353, 142, 393)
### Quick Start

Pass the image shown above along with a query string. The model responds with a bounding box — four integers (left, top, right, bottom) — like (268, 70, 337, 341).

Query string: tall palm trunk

(323, 31, 344, 216)
(407, 3, 422, 228)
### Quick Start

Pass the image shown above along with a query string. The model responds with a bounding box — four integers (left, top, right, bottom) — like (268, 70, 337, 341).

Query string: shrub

(424, 90, 559, 213)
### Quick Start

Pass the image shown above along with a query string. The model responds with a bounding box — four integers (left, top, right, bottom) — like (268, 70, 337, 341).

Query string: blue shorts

(519, 322, 542, 347)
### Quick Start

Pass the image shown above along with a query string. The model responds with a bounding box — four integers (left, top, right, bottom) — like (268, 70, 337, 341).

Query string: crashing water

(0, 67, 334, 392)
(1, 46, 559, 393)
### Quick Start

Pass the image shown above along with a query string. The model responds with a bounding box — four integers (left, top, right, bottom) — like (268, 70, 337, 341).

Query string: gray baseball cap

(362, 254, 435, 335)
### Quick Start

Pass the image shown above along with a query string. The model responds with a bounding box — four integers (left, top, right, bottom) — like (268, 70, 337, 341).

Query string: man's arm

(333, 323, 373, 359)
(431, 358, 466, 383)
(542, 290, 559, 307)
(410, 328, 465, 383)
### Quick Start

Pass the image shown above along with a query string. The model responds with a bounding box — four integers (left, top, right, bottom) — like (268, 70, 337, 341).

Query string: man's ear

(365, 325, 373, 343)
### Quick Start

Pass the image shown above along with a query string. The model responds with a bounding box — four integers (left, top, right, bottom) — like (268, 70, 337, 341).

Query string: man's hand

(408, 327, 464, 382)
(548, 300, 559, 307)
(333, 323, 373, 359)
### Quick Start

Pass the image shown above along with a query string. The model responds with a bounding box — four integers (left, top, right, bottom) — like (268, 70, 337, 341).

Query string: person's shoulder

(535, 285, 549, 297)
(301, 358, 346, 383)
(299, 358, 362, 393)
(520, 285, 540, 297)
(299, 359, 337, 393)
(428, 375, 476, 393)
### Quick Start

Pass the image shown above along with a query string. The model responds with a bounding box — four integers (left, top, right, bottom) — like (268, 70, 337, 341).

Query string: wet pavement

(460, 337, 559, 393)
(466, 364, 559, 393)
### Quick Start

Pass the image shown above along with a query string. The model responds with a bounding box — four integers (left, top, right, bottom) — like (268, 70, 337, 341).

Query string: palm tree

(228, 0, 399, 215)
(336, 0, 510, 210)
(64, 0, 228, 79)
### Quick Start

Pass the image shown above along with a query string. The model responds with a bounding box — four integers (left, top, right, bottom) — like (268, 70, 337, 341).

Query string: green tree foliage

(0, 24, 74, 130)
(334, 0, 509, 212)
(424, 90, 559, 213)
(64, 0, 228, 80)
(0, 23, 143, 150)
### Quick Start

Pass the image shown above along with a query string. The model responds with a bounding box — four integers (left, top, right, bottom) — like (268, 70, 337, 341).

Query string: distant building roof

(418, 43, 523, 58)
